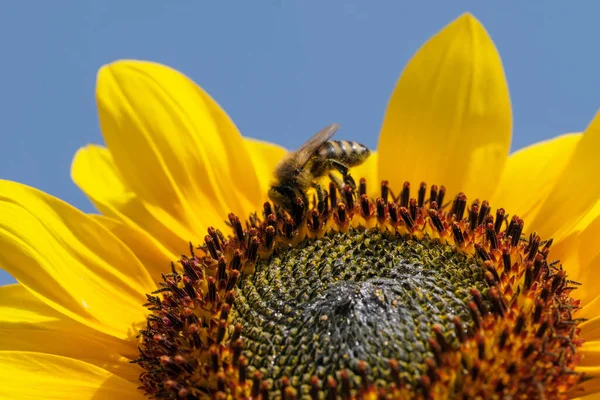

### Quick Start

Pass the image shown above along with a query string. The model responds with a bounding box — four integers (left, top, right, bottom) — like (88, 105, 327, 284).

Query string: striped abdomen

(317, 140, 371, 167)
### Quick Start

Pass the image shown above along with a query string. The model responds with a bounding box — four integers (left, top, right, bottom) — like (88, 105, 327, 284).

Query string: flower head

(1, 13, 600, 400)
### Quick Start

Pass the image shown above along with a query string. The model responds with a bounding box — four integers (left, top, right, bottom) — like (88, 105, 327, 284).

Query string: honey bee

(268, 123, 371, 215)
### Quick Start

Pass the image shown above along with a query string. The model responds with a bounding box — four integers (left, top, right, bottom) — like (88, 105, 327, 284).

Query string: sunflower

(1, 12, 600, 399)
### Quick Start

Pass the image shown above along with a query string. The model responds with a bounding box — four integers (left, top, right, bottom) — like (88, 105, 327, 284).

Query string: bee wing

(295, 123, 340, 168)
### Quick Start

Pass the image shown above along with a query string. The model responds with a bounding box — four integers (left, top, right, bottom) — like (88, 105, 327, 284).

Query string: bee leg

(328, 160, 356, 189)
(308, 182, 326, 212)
(302, 190, 310, 210)
(328, 172, 345, 194)
(315, 183, 325, 213)
(328, 159, 349, 176)
(344, 174, 357, 190)
(275, 206, 287, 220)
(272, 184, 301, 219)
(329, 172, 357, 208)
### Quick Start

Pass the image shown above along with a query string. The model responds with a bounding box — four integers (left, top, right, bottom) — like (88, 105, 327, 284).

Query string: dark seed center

(233, 228, 490, 394)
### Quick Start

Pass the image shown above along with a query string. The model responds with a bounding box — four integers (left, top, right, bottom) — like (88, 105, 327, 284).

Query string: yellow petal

(244, 138, 287, 200)
(96, 60, 263, 248)
(0, 180, 152, 339)
(0, 283, 83, 330)
(543, 158, 600, 306)
(72, 144, 195, 255)
(492, 133, 581, 223)
(378, 13, 511, 201)
(0, 284, 139, 382)
(580, 341, 600, 366)
(89, 214, 175, 282)
(529, 111, 600, 241)
(351, 152, 379, 199)
(0, 351, 144, 399)
(575, 393, 600, 400)
(580, 294, 600, 321)
(70, 144, 129, 209)
(550, 225, 600, 308)
(575, 341, 600, 398)
(550, 181, 600, 310)
(581, 315, 600, 342)
(572, 378, 600, 399)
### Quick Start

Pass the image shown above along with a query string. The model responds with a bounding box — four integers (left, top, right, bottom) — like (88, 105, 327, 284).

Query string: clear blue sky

(0, 1, 598, 285)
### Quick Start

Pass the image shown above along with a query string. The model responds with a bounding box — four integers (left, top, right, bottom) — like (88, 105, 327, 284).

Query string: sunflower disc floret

(134, 179, 584, 399)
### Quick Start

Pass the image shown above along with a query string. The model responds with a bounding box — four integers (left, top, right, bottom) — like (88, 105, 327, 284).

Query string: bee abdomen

(318, 140, 371, 166)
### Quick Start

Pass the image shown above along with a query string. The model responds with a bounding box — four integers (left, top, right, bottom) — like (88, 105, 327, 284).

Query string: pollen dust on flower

(133, 178, 585, 399)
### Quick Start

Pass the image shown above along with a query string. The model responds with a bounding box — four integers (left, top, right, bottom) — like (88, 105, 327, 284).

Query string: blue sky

(0, 1, 598, 285)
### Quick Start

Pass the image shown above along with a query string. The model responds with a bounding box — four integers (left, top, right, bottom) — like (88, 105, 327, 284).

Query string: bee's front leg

(313, 183, 325, 213)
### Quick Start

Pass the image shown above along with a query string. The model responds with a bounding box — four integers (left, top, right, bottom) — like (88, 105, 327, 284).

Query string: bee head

(268, 184, 296, 214)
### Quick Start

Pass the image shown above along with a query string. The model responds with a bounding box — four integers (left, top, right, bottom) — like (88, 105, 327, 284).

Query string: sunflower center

(134, 179, 585, 400)
(234, 230, 488, 390)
